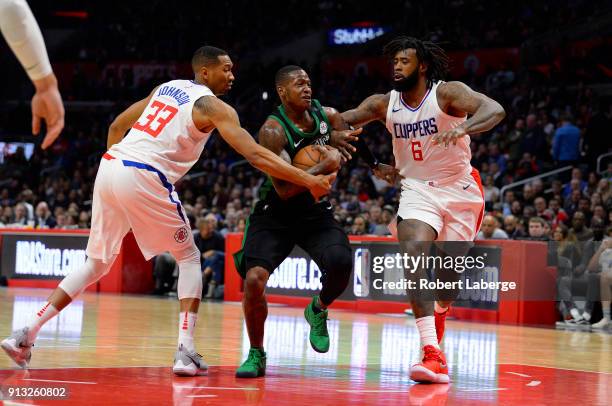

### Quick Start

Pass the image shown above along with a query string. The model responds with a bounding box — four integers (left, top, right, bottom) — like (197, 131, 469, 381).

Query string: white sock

(27, 302, 59, 342)
(416, 316, 439, 349)
(178, 311, 197, 352)
(434, 302, 448, 314)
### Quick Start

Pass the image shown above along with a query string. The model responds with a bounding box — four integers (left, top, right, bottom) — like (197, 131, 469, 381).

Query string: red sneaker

(434, 306, 450, 343)
(409, 345, 449, 384)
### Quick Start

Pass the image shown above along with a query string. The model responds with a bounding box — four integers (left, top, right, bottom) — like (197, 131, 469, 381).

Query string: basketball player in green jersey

(234, 65, 396, 378)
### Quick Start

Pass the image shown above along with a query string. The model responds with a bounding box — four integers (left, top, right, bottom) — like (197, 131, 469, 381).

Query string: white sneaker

(582, 312, 591, 322)
(1, 327, 33, 368)
(172, 344, 208, 376)
(569, 308, 583, 321)
(591, 318, 610, 330)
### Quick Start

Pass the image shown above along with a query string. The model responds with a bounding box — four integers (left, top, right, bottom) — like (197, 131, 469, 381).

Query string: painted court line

(177, 386, 259, 391)
(336, 389, 410, 393)
(526, 380, 541, 387)
(22, 378, 97, 385)
(498, 363, 612, 375)
(460, 388, 507, 392)
(186, 395, 218, 398)
(506, 371, 531, 378)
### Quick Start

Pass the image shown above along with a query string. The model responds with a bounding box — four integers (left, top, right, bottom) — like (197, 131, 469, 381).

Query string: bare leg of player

(398, 219, 450, 384)
(236, 267, 269, 378)
(431, 241, 469, 345)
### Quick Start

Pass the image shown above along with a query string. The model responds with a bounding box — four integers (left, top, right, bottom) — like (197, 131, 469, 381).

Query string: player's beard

(392, 67, 420, 92)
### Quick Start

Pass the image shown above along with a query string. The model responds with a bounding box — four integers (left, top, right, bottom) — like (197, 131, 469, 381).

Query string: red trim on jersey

(400, 87, 432, 112)
(103, 152, 115, 160)
(471, 168, 485, 234)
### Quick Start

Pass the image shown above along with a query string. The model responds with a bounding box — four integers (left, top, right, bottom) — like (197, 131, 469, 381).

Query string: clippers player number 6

(339, 36, 505, 384)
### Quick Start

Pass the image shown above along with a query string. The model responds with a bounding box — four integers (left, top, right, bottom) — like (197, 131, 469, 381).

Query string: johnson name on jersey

(110, 79, 215, 184)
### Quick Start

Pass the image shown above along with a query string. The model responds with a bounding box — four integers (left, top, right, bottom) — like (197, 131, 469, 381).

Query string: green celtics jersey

(258, 99, 332, 203)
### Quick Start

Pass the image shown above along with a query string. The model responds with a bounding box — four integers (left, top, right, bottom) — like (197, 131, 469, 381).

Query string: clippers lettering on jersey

(157, 86, 191, 106)
(393, 118, 438, 139)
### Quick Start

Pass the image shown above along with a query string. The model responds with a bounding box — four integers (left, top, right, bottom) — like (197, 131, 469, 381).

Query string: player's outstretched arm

(0, 0, 64, 149)
(340, 93, 390, 128)
(432, 81, 506, 147)
(194, 96, 333, 199)
(259, 119, 340, 200)
(327, 106, 400, 183)
(107, 87, 158, 149)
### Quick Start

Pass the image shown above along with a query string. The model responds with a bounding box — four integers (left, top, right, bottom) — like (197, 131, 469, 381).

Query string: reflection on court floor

(0, 288, 610, 405)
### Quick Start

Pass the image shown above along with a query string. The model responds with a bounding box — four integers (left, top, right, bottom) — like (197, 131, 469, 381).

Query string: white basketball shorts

(389, 167, 485, 241)
(86, 153, 196, 263)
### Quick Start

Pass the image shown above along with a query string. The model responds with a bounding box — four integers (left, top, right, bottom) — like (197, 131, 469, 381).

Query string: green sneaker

(304, 296, 330, 353)
(235, 348, 266, 378)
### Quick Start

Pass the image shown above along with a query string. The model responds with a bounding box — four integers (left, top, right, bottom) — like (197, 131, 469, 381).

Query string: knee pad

(319, 245, 352, 291)
(177, 261, 203, 300)
(321, 245, 353, 275)
(171, 244, 201, 265)
(59, 256, 115, 298)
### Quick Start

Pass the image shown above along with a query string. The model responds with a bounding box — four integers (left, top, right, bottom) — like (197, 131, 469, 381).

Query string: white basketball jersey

(109, 79, 215, 184)
(386, 81, 471, 181)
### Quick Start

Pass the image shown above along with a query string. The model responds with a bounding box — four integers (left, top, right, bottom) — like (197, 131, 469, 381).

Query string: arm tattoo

(258, 121, 287, 155)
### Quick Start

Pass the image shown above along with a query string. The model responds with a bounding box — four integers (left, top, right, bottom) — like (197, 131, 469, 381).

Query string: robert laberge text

(373, 278, 517, 292)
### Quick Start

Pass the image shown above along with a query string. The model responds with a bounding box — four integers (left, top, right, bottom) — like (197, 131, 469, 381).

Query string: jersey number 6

(411, 140, 423, 161)
(133, 100, 178, 137)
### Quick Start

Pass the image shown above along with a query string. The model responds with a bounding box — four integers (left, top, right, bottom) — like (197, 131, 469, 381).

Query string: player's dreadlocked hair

(383, 36, 449, 88)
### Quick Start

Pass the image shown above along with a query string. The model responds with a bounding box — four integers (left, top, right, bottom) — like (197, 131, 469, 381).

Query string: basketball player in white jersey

(2, 46, 334, 376)
(340, 36, 505, 383)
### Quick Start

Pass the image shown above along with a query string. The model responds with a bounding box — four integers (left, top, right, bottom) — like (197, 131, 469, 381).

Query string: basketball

(292, 145, 324, 170)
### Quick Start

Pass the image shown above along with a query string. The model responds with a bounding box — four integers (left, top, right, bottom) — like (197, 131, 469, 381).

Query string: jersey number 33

(133, 100, 178, 137)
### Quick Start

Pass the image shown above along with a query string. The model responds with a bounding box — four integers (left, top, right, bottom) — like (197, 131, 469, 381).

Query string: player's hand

(307, 172, 336, 199)
(314, 145, 342, 173)
(373, 163, 401, 184)
(330, 127, 362, 161)
(432, 126, 467, 148)
(32, 73, 65, 150)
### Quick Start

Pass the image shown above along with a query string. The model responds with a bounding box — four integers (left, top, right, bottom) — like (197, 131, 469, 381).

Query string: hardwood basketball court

(0, 287, 610, 405)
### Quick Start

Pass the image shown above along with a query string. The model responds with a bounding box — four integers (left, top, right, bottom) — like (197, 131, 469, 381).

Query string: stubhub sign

(1, 233, 88, 279)
(329, 26, 389, 45)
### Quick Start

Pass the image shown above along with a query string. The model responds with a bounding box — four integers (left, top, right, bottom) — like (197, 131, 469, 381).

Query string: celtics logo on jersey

(319, 121, 328, 135)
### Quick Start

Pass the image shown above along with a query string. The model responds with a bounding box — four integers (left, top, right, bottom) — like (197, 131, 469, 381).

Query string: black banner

(1, 233, 88, 279)
(265, 241, 503, 310)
